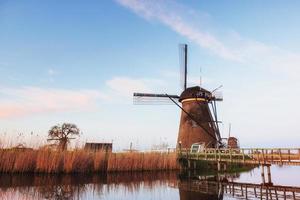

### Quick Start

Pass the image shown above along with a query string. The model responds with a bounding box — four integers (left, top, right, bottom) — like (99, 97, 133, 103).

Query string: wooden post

(260, 185, 263, 200)
(241, 185, 244, 196)
(254, 186, 257, 198)
(267, 165, 272, 184)
(274, 189, 278, 200)
(257, 149, 261, 164)
(279, 149, 283, 165)
(217, 161, 221, 171)
(261, 165, 266, 185)
(188, 160, 191, 169)
(288, 149, 291, 162)
(215, 149, 217, 160)
(245, 186, 248, 199)
(242, 149, 245, 163)
(293, 191, 296, 200)
(271, 149, 274, 162)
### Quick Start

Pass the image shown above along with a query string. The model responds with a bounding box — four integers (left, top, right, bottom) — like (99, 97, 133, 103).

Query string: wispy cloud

(0, 76, 166, 119)
(116, 0, 300, 77)
(116, 0, 239, 61)
(0, 87, 107, 119)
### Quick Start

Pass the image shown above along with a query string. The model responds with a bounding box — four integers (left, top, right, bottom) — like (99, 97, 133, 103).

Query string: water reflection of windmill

(134, 44, 223, 149)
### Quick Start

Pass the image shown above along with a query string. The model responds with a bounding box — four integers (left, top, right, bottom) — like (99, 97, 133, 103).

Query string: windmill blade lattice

(179, 44, 188, 91)
(133, 93, 179, 105)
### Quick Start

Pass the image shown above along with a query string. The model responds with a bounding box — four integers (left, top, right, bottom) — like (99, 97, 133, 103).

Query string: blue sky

(1, 0, 300, 149)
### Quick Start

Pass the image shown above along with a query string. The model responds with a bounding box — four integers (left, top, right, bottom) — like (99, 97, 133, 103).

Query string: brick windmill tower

(134, 44, 223, 149)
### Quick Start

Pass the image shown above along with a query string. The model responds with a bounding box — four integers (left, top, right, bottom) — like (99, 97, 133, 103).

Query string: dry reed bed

(0, 149, 178, 173)
(107, 152, 178, 172)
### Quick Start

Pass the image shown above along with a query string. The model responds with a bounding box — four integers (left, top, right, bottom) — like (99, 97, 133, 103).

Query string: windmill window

(191, 120, 199, 128)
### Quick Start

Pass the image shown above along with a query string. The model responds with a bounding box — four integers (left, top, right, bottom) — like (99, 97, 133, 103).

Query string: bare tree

(48, 123, 80, 151)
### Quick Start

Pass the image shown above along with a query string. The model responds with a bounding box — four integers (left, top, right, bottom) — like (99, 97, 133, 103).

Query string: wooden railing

(177, 148, 300, 166)
(179, 180, 300, 200)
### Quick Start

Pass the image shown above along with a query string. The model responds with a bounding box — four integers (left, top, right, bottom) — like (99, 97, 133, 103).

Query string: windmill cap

(179, 86, 212, 102)
(228, 137, 238, 141)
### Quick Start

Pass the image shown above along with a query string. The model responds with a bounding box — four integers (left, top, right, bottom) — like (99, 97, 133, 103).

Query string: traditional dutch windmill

(133, 44, 223, 149)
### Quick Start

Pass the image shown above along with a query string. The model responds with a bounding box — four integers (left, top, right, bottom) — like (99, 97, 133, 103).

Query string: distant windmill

(47, 123, 80, 151)
(227, 123, 239, 149)
(133, 44, 223, 149)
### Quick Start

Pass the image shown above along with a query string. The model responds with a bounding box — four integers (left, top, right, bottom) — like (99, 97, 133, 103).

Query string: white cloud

(0, 76, 167, 119)
(0, 86, 107, 119)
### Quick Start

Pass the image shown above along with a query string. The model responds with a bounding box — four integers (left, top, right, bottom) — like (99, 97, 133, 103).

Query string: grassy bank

(0, 149, 179, 174)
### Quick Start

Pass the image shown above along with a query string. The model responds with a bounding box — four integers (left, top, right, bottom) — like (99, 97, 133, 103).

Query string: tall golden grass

(107, 152, 178, 172)
(0, 149, 178, 174)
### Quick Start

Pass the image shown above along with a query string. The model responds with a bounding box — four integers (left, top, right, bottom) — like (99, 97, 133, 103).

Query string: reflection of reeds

(0, 171, 178, 200)
(0, 149, 178, 173)
(0, 171, 177, 188)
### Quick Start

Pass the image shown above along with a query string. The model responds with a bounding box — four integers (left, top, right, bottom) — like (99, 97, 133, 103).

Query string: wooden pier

(179, 179, 300, 200)
(178, 148, 300, 166)
(178, 147, 300, 186)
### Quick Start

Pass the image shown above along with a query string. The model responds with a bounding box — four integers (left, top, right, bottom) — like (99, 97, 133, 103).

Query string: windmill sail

(211, 85, 223, 101)
(133, 44, 224, 149)
(179, 44, 188, 91)
(212, 91, 223, 101)
(133, 93, 179, 105)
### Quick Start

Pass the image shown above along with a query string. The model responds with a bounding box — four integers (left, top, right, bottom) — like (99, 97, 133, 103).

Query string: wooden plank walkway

(178, 148, 300, 166)
(179, 179, 300, 200)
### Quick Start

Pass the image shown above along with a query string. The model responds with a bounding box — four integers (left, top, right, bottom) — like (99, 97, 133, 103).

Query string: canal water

(0, 165, 299, 200)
